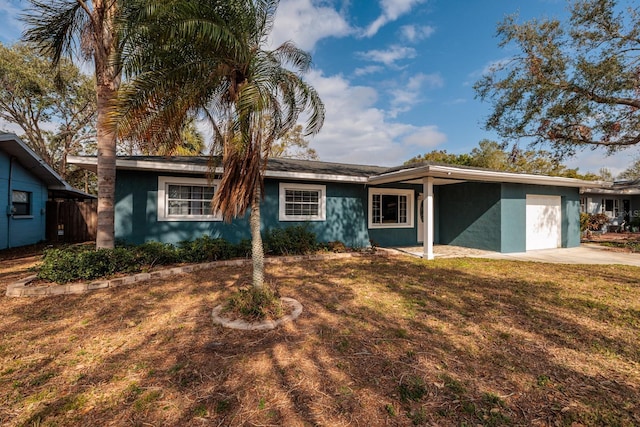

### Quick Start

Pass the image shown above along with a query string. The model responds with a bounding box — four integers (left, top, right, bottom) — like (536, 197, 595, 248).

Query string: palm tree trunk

(250, 183, 264, 289)
(95, 82, 118, 249)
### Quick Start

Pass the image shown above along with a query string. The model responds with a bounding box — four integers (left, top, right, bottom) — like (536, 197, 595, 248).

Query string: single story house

(580, 179, 640, 230)
(68, 155, 606, 259)
(1, 133, 93, 250)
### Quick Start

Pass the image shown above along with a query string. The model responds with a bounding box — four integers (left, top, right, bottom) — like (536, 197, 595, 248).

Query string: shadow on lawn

(2, 256, 639, 426)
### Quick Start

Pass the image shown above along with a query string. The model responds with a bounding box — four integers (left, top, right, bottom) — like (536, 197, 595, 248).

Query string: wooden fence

(46, 200, 98, 243)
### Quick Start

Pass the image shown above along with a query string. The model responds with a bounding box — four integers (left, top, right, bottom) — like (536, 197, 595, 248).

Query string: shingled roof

(68, 155, 389, 180)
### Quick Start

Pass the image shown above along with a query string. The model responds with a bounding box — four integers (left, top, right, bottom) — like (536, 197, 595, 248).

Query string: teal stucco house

(1, 133, 91, 250)
(68, 154, 601, 259)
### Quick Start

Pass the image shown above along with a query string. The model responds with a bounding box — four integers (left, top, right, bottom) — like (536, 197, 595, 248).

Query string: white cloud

(353, 65, 384, 76)
(356, 45, 417, 66)
(363, 0, 426, 37)
(400, 25, 435, 42)
(388, 72, 443, 117)
(402, 126, 447, 148)
(412, 72, 444, 90)
(270, 0, 353, 51)
(303, 70, 446, 165)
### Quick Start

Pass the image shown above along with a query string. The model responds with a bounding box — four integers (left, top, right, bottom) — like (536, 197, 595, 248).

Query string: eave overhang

(367, 164, 611, 189)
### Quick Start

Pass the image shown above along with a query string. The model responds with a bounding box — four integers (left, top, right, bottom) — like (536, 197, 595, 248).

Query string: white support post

(423, 177, 434, 260)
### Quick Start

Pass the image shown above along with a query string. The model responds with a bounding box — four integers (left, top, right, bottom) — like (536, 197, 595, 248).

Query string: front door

(417, 193, 424, 243)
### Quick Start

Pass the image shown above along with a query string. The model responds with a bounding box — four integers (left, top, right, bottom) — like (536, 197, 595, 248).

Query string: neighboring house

(580, 179, 640, 230)
(1, 133, 93, 250)
(68, 155, 604, 259)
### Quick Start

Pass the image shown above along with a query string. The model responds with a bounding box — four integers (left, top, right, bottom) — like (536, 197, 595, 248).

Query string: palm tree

(117, 0, 324, 289)
(24, 0, 124, 249)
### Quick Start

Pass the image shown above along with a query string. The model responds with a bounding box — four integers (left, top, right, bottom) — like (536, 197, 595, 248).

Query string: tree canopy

(0, 42, 96, 179)
(475, 0, 640, 157)
(270, 124, 319, 160)
(618, 158, 640, 180)
(405, 139, 605, 180)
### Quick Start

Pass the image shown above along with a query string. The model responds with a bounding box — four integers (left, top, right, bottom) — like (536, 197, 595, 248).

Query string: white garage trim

(526, 195, 562, 251)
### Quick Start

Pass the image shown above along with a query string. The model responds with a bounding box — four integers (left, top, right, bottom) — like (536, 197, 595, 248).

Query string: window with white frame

(368, 188, 414, 228)
(12, 190, 31, 216)
(157, 176, 221, 221)
(601, 198, 619, 218)
(279, 183, 326, 221)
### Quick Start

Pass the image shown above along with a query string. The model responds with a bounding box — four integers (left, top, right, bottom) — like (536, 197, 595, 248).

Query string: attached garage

(526, 195, 562, 250)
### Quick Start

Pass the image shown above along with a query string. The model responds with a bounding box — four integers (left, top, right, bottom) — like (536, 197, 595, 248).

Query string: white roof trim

(67, 156, 370, 183)
(367, 164, 611, 188)
(265, 170, 367, 183)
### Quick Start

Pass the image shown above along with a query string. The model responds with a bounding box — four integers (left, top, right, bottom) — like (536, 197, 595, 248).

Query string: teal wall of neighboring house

(0, 150, 48, 249)
(437, 182, 503, 251)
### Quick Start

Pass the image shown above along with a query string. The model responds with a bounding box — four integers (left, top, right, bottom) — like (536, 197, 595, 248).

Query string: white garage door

(526, 195, 561, 251)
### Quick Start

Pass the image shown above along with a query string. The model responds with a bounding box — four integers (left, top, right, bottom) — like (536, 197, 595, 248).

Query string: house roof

(67, 154, 610, 189)
(67, 155, 388, 183)
(581, 177, 640, 195)
(0, 133, 95, 199)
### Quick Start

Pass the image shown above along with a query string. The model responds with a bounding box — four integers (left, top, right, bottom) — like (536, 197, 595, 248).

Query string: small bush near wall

(583, 213, 610, 232)
(134, 242, 181, 266)
(36, 226, 324, 284)
(178, 236, 237, 262)
(38, 247, 136, 283)
(264, 225, 318, 256)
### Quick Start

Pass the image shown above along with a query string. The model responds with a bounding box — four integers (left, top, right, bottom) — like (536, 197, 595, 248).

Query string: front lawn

(1, 255, 639, 426)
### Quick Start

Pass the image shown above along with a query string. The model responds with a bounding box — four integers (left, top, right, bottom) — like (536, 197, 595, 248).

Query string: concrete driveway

(398, 244, 640, 266)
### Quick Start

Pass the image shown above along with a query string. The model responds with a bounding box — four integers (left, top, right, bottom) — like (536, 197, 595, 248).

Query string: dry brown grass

(1, 250, 639, 426)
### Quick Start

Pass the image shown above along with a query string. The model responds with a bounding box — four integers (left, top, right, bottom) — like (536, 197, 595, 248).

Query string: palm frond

(23, 0, 89, 66)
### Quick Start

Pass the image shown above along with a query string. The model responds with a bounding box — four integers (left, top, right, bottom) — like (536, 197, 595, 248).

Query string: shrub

(36, 230, 324, 285)
(264, 225, 318, 255)
(583, 213, 609, 231)
(133, 242, 180, 266)
(38, 247, 136, 283)
(178, 236, 236, 262)
(235, 239, 252, 258)
(38, 248, 81, 283)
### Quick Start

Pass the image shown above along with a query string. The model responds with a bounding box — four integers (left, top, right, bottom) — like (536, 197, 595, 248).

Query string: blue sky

(1, 0, 638, 174)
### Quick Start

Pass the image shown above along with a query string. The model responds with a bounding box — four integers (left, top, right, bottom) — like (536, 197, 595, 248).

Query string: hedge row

(38, 225, 324, 284)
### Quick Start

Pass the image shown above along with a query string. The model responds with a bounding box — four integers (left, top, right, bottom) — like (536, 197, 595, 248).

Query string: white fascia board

(67, 156, 218, 174)
(264, 170, 368, 183)
(368, 164, 612, 189)
(67, 156, 369, 183)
